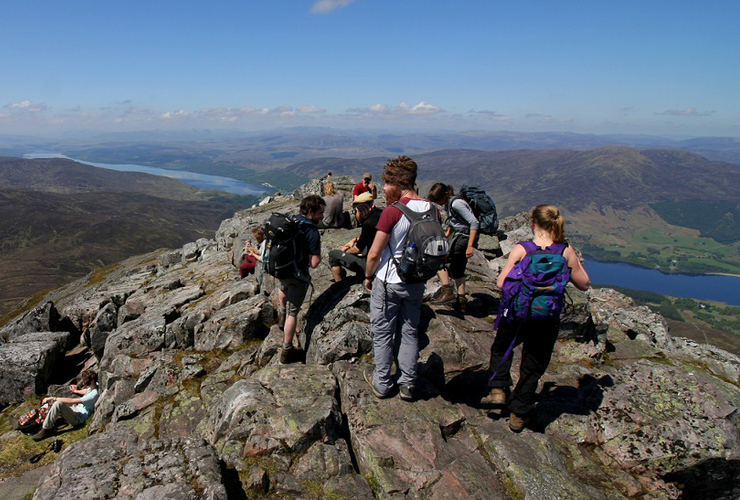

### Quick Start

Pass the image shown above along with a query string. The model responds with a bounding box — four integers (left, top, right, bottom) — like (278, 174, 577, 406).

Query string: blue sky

(1, 0, 738, 138)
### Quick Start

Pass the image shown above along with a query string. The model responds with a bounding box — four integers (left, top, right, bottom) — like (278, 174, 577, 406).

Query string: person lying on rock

(33, 369, 100, 441)
(328, 192, 382, 283)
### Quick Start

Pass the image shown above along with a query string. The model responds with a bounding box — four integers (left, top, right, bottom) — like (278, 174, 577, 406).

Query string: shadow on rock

(441, 369, 493, 406)
(661, 458, 740, 500)
(302, 278, 359, 352)
(528, 374, 614, 433)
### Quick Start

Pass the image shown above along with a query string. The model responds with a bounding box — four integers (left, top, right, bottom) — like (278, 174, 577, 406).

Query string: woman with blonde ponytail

(482, 204, 590, 432)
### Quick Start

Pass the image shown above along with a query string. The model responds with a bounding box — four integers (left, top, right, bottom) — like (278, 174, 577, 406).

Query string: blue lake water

(586, 258, 739, 305)
(24, 153, 268, 196)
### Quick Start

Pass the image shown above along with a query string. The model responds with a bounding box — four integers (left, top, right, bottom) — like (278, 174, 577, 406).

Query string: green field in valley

(582, 225, 740, 275)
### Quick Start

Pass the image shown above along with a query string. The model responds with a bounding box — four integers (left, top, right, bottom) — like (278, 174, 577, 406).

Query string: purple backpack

(495, 241, 570, 327)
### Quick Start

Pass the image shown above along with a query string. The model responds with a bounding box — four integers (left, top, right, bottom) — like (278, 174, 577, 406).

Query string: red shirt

(353, 181, 371, 198)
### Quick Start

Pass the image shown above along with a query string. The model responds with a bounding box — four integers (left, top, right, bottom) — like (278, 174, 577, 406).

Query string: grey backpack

(392, 202, 450, 282)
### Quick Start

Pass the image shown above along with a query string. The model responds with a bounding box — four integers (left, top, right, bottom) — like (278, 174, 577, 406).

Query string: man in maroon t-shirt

(362, 156, 438, 402)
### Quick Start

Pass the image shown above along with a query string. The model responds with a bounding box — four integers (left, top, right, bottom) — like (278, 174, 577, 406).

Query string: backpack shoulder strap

(548, 242, 568, 255)
(520, 240, 568, 255)
(393, 200, 436, 221)
(520, 240, 539, 254)
(446, 195, 462, 219)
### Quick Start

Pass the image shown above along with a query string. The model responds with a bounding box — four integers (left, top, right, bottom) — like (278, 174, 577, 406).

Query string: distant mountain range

(284, 146, 740, 214)
(0, 157, 254, 319)
(284, 146, 740, 276)
(2, 128, 740, 178)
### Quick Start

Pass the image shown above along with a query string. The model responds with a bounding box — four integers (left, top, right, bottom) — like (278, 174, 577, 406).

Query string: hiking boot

(277, 308, 286, 331)
(280, 345, 299, 364)
(430, 285, 456, 305)
(363, 366, 389, 399)
(457, 295, 468, 313)
(32, 427, 54, 441)
(509, 413, 527, 433)
(481, 388, 508, 406)
(399, 385, 415, 402)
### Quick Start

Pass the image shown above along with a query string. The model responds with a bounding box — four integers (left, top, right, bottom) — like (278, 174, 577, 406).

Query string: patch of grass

(644, 352, 675, 366)
(0, 402, 92, 480)
(86, 262, 121, 287)
(301, 480, 325, 499)
(363, 471, 381, 496)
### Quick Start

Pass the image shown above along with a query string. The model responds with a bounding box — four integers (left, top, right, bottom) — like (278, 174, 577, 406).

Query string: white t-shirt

(376, 198, 434, 284)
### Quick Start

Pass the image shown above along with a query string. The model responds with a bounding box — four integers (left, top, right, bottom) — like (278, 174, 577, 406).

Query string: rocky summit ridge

(1, 176, 739, 499)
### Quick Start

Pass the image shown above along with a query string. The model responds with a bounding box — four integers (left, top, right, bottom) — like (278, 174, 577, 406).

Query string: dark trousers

(328, 249, 366, 276)
(488, 318, 559, 415)
(447, 233, 478, 279)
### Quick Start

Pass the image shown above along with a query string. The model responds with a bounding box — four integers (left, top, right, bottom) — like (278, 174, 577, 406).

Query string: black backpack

(456, 185, 499, 235)
(392, 202, 450, 282)
(263, 213, 311, 281)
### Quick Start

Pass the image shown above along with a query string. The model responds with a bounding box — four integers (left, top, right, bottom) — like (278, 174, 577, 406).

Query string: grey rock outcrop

(34, 429, 227, 500)
(0, 178, 737, 499)
(0, 331, 70, 406)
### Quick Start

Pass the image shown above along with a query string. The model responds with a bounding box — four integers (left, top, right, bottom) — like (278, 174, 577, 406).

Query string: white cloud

(407, 101, 442, 115)
(4, 100, 48, 113)
(296, 104, 326, 114)
(346, 101, 443, 117)
(154, 105, 326, 125)
(311, 0, 356, 14)
(369, 103, 388, 113)
(239, 106, 270, 116)
(160, 110, 190, 120)
(275, 105, 296, 116)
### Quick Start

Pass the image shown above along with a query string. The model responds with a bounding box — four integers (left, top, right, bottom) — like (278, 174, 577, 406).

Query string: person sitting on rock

(317, 181, 345, 229)
(33, 369, 100, 441)
(328, 192, 382, 283)
(240, 226, 266, 279)
(352, 173, 377, 201)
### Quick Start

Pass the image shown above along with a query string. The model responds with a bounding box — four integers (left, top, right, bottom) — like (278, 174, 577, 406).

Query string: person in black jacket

(328, 192, 381, 282)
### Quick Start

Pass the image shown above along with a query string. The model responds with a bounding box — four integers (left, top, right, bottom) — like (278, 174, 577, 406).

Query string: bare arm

(564, 246, 590, 291)
(466, 228, 479, 258)
(42, 384, 91, 405)
(496, 244, 527, 289)
(340, 237, 361, 255)
(364, 230, 391, 290)
(43, 395, 83, 405)
(310, 254, 321, 269)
